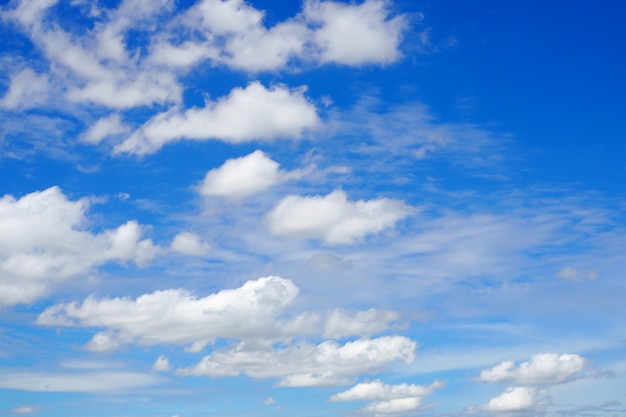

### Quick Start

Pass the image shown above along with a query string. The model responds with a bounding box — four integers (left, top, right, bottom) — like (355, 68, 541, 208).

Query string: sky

(0, 0, 625, 416)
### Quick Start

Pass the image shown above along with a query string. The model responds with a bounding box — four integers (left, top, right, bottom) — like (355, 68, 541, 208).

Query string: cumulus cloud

(199, 150, 303, 201)
(115, 82, 320, 154)
(330, 379, 444, 414)
(177, 335, 416, 387)
(0, 187, 161, 306)
(170, 232, 210, 256)
(152, 355, 171, 372)
(477, 353, 588, 386)
(37, 276, 310, 351)
(484, 386, 549, 414)
(304, 0, 407, 66)
(265, 190, 412, 244)
(0, 370, 162, 393)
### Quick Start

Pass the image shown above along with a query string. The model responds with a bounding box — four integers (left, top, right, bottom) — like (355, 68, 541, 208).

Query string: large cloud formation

(0, 187, 160, 306)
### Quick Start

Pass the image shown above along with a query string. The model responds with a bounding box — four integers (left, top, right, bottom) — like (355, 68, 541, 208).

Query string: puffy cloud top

(266, 190, 412, 244)
(478, 353, 588, 386)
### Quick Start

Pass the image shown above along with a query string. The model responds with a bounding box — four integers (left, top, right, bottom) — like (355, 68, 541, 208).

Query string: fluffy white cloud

(115, 82, 320, 154)
(304, 0, 406, 66)
(266, 190, 412, 244)
(170, 232, 210, 256)
(0, 68, 49, 110)
(37, 276, 311, 351)
(152, 356, 171, 372)
(478, 353, 588, 386)
(484, 387, 548, 413)
(0, 187, 161, 306)
(178, 335, 417, 387)
(81, 114, 129, 144)
(199, 150, 302, 200)
(330, 379, 444, 414)
(323, 308, 401, 339)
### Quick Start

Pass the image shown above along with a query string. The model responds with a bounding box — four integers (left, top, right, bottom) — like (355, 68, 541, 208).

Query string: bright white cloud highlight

(478, 353, 588, 386)
(37, 276, 309, 351)
(330, 379, 444, 414)
(199, 150, 303, 200)
(484, 387, 547, 413)
(115, 82, 319, 154)
(266, 190, 412, 244)
(304, 0, 406, 65)
(177, 335, 417, 387)
(170, 232, 210, 256)
(0, 187, 161, 306)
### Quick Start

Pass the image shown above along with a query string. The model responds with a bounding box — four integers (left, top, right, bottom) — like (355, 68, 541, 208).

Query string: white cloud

(0, 370, 162, 393)
(199, 150, 303, 201)
(152, 355, 171, 372)
(323, 308, 401, 339)
(304, 0, 407, 66)
(177, 336, 417, 387)
(115, 82, 319, 155)
(0, 187, 161, 306)
(37, 276, 309, 351)
(81, 114, 129, 144)
(330, 379, 444, 414)
(265, 190, 412, 244)
(484, 387, 548, 413)
(10, 405, 40, 414)
(170, 232, 210, 256)
(478, 353, 588, 386)
(263, 397, 276, 405)
(0, 68, 49, 110)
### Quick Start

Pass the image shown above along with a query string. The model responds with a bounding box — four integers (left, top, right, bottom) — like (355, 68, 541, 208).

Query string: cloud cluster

(0, 187, 160, 306)
(331, 379, 444, 414)
(478, 353, 588, 385)
(178, 336, 416, 387)
(266, 190, 412, 244)
(38, 276, 413, 386)
(476, 353, 589, 415)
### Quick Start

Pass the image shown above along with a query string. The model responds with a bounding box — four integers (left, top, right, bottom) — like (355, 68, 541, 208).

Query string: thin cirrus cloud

(330, 379, 445, 414)
(265, 189, 413, 244)
(199, 150, 304, 201)
(114, 82, 320, 155)
(0, 187, 161, 306)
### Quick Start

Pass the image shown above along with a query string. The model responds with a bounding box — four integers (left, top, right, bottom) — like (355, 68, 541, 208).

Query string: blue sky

(0, 0, 625, 416)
